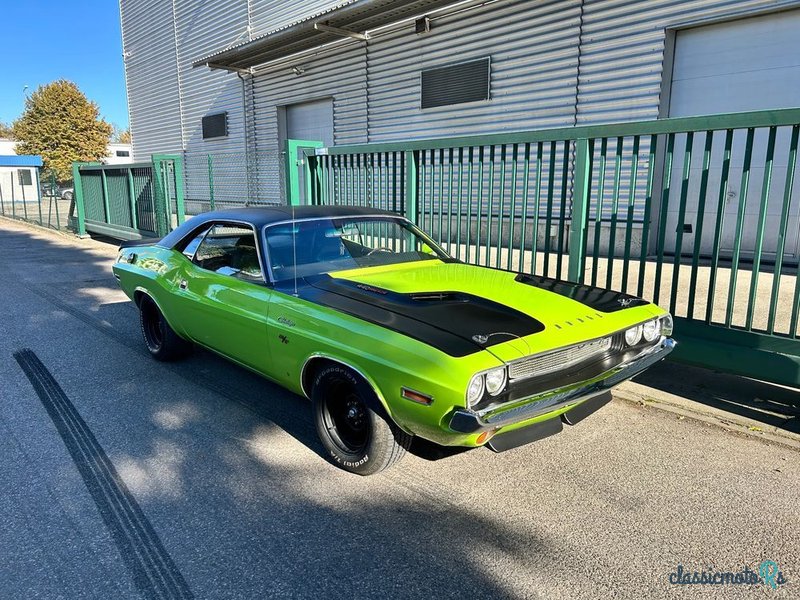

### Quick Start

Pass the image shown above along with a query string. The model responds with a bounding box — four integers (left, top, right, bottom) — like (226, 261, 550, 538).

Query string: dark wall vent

(202, 112, 228, 139)
(421, 57, 490, 109)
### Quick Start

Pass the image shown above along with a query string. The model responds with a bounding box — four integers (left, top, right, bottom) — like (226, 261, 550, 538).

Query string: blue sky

(0, 1, 128, 129)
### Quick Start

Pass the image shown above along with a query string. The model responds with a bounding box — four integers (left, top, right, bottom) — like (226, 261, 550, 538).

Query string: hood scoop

(302, 274, 545, 356)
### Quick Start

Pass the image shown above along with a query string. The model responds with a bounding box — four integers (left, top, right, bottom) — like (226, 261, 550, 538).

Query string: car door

(175, 222, 273, 374)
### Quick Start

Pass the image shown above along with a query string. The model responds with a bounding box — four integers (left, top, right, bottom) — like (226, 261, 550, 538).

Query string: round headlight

(642, 319, 661, 342)
(485, 367, 507, 396)
(466, 374, 484, 407)
(660, 313, 674, 337)
(625, 325, 643, 346)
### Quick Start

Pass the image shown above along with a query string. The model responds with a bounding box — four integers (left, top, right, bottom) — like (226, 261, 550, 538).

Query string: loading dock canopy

(193, 0, 460, 71)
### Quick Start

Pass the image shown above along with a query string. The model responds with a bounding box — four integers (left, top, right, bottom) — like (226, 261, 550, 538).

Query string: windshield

(263, 216, 450, 282)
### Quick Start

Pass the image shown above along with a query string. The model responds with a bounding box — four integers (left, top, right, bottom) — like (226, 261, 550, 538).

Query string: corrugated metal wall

(366, 0, 582, 141)
(577, 0, 800, 125)
(173, 0, 250, 205)
(249, 42, 368, 203)
(120, 0, 183, 158)
(122, 0, 800, 207)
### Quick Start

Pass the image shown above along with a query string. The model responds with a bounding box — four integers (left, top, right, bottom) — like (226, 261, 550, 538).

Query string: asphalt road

(0, 218, 797, 600)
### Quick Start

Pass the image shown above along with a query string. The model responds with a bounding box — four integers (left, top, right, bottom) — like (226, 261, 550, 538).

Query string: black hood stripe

(514, 274, 649, 312)
(287, 275, 545, 358)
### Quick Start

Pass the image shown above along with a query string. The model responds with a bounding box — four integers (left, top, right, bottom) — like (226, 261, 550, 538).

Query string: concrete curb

(614, 380, 800, 451)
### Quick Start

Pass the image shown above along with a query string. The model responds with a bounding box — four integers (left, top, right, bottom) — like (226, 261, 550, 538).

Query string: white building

(119, 0, 800, 256)
(0, 155, 42, 206)
(105, 142, 133, 164)
(0, 138, 132, 166)
(119, 1, 800, 152)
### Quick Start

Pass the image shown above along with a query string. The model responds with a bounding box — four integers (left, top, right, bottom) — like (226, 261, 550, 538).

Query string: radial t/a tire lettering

(312, 364, 411, 475)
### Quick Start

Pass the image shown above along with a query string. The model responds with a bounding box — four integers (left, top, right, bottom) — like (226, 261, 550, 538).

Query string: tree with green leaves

(13, 80, 112, 181)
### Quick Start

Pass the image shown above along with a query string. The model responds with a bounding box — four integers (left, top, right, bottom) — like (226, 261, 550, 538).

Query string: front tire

(312, 364, 411, 475)
(139, 296, 192, 361)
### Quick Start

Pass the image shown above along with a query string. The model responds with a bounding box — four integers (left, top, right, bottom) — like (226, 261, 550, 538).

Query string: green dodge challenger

(113, 206, 674, 475)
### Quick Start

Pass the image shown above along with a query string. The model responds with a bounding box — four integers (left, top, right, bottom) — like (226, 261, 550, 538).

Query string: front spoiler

(449, 338, 675, 434)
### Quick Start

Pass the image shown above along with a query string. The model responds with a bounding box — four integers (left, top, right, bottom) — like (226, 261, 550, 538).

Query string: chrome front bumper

(449, 338, 675, 434)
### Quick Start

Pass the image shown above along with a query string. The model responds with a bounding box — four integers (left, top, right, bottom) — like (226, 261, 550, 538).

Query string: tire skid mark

(13, 349, 194, 600)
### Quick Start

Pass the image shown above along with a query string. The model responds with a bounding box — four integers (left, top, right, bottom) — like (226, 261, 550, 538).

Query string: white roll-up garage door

(666, 9, 800, 260)
(286, 98, 334, 145)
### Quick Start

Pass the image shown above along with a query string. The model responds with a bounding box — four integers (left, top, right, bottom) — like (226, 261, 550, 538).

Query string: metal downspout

(238, 72, 254, 205)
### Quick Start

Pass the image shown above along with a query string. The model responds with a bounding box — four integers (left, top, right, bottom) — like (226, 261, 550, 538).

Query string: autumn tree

(111, 123, 131, 144)
(13, 80, 112, 181)
(0, 122, 12, 139)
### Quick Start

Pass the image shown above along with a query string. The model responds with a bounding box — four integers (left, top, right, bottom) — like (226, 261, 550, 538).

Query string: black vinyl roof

(158, 205, 400, 249)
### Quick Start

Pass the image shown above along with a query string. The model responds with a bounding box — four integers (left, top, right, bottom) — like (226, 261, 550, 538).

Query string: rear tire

(312, 364, 411, 475)
(139, 296, 192, 361)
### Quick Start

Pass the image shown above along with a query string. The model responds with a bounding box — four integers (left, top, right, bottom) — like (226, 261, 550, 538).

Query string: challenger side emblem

(472, 334, 489, 344)
(277, 316, 295, 327)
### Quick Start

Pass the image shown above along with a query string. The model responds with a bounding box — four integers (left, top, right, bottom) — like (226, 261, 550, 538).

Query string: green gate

(285, 139, 324, 205)
(72, 154, 186, 240)
(300, 108, 800, 388)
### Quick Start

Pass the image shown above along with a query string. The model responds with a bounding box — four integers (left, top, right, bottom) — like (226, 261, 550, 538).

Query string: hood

(319, 260, 661, 362)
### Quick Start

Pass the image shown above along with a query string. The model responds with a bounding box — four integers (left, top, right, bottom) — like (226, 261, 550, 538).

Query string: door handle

(179, 279, 188, 290)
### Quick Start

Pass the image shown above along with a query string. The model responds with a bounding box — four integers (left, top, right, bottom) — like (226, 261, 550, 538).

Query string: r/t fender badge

(278, 334, 289, 345)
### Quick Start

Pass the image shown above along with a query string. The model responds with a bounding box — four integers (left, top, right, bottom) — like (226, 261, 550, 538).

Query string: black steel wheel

(312, 364, 411, 475)
(138, 295, 192, 361)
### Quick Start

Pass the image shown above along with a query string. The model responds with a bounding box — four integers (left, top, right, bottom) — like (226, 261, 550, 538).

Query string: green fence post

(100, 169, 112, 225)
(285, 139, 324, 205)
(10, 171, 16, 218)
(207, 154, 215, 210)
(151, 154, 170, 237)
(52, 170, 62, 231)
(126, 168, 139, 230)
(34, 167, 43, 226)
(305, 154, 318, 205)
(567, 138, 591, 283)
(172, 155, 186, 224)
(71, 162, 87, 237)
(404, 150, 419, 224)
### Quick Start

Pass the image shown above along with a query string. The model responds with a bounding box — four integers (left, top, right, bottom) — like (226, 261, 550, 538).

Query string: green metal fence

(0, 168, 74, 232)
(72, 154, 185, 240)
(303, 108, 800, 388)
(184, 150, 285, 213)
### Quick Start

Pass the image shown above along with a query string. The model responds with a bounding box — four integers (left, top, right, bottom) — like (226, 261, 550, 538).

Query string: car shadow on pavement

(0, 222, 476, 466)
(1, 223, 566, 598)
(633, 360, 800, 434)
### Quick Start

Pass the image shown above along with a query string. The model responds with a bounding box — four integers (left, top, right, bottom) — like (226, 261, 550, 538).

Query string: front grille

(508, 337, 612, 381)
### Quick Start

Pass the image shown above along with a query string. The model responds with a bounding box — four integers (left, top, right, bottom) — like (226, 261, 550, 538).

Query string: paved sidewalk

(620, 361, 800, 449)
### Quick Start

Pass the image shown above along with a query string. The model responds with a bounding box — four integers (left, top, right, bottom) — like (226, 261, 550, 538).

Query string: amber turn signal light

(401, 387, 433, 405)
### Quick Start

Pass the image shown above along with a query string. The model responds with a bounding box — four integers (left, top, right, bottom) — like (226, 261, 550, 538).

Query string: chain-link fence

(0, 168, 75, 232)
(184, 150, 285, 215)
